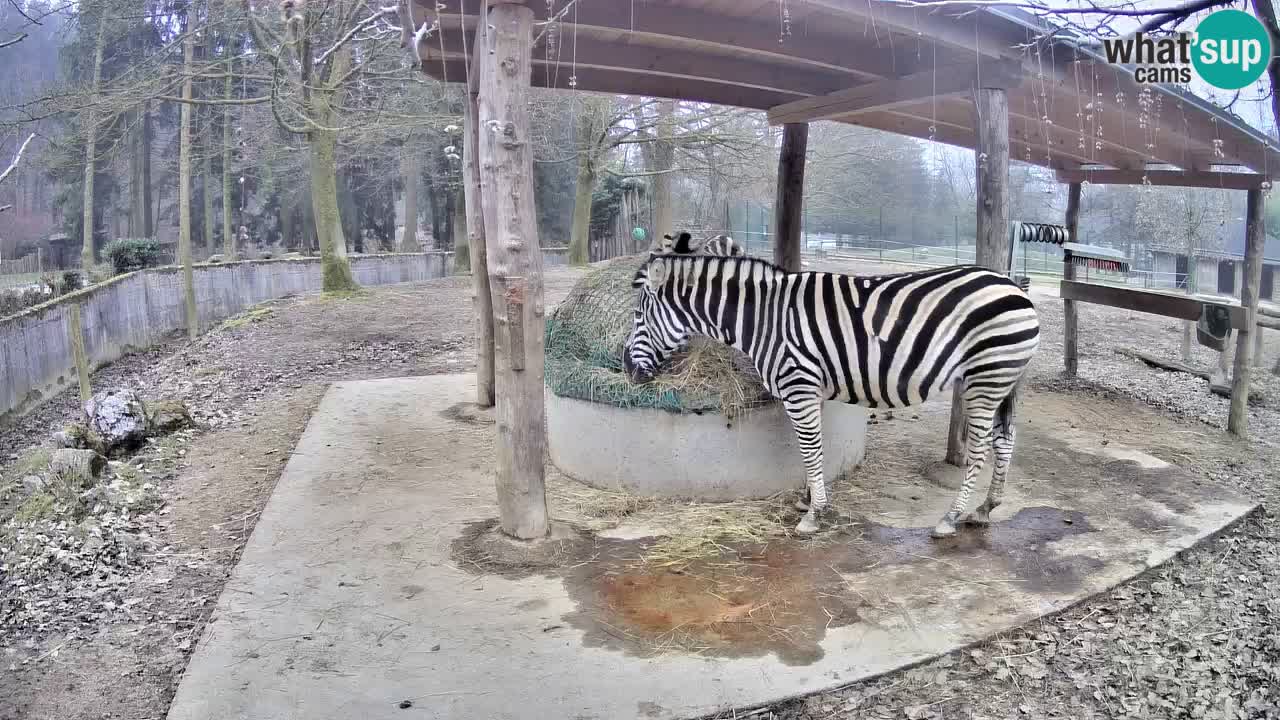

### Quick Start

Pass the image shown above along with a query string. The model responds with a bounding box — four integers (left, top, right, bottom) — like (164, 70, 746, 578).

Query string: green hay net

(544, 254, 773, 416)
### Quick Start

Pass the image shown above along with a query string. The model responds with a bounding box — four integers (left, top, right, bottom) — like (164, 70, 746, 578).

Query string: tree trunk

(1228, 188, 1265, 437)
(453, 183, 469, 271)
(1255, 0, 1280, 136)
(464, 75, 495, 407)
(773, 122, 808, 272)
(1063, 182, 1081, 375)
(81, 15, 108, 269)
(222, 70, 235, 259)
(309, 127, 357, 290)
(478, 2, 549, 539)
(568, 97, 606, 265)
(400, 148, 420, 251)
(568, 157, 595, 265)
(442, 184, 456, 251)
(651, 100, 675, 237)
(142, 103, 153, 238)
(202, 113, 215, 258)
(128, 110, 142, 237)
(179, 34, 198, 340)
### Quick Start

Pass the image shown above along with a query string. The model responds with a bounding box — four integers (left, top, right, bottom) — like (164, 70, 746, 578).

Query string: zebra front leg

(782, 395, 827, 534)
(932, 410, 995, 538)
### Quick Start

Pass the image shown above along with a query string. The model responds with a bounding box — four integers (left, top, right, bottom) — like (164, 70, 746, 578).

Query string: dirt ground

(2, 260, 1278, 720)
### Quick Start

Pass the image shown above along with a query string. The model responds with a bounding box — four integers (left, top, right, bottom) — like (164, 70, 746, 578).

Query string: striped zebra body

(623, 255, 1040, 537)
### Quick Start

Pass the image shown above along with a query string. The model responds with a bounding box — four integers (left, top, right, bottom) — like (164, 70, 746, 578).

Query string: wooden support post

(67, 304, 91, 403)
(1063, 182, 1082, 376)
(1228, 188, 1265, 437)
(464, 39, 495, 408)
(478, 2, 550, 539)
(947, 87, 1010, 467)
(773, 122, 808, 272)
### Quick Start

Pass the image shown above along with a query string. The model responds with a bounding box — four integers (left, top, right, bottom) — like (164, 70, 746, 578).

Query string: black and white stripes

(623, 254, 1040, 537)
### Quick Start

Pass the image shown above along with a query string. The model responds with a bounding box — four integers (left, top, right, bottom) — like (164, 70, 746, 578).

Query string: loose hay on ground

(546, 465, 793, 570)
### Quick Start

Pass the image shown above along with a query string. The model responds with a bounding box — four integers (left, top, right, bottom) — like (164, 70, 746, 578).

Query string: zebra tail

(997, 382, 1022, 432)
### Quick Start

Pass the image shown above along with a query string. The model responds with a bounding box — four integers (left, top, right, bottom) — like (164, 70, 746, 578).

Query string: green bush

(103, 238, 162, 274)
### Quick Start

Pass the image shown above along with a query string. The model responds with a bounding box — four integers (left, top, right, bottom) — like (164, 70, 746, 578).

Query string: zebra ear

(646, 257, 670, 287)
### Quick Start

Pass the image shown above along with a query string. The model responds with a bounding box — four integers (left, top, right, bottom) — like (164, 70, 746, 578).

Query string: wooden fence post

(773, 122, 808, 272)
(947, 87, 1010, 466)
(1063, 182, 1082, 375)
(67, 304, 92, 403)
(1228, 188, 1265, 436)
(464, 35, 495, 408)
(478, 2, 549, 539)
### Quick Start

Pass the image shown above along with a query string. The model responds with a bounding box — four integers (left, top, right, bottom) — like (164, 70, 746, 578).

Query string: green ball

(632, 227, 647, 242)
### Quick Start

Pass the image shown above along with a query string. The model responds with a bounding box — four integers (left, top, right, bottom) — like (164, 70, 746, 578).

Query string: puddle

(453, 505, 1095, 666)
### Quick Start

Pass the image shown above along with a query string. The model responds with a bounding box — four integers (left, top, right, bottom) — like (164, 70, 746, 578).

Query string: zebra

(622, 254, 1040, 538)
(658, 231, 745, 258)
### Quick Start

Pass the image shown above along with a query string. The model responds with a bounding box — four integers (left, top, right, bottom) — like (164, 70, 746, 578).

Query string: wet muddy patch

(451, 506, 1097, 665)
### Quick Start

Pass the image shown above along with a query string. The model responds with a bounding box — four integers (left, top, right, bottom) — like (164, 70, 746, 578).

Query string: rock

(21, 475, 45, 494)
(146, 399, 194, 434)
(84, 390, 148, 456)
(49, 449, 107, 488)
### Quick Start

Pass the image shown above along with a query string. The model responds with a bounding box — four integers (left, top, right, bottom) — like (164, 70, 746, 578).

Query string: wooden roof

(416, 0, 1280, 185)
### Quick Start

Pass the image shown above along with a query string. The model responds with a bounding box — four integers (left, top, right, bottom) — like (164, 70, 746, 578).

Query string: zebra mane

(633, 252, 786, 288)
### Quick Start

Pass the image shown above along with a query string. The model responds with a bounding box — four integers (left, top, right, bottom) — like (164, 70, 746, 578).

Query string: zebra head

(623, 256, 687, 383)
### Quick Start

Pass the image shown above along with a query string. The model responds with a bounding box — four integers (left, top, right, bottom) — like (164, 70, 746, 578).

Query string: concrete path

(167, 375, 1256, 720)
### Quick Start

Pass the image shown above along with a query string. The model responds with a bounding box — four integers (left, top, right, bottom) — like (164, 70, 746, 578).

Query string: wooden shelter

(408, 0, 1278, 538)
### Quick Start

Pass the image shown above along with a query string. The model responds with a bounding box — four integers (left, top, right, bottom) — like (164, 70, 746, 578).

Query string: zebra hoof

(961, 510, 992, 527)
(930, 520, 957, 538)
(795, 513, 820, 535)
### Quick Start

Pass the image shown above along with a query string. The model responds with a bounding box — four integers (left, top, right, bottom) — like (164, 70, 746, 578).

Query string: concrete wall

(0, 253, 453, 420)
(546, 394, 868, 500)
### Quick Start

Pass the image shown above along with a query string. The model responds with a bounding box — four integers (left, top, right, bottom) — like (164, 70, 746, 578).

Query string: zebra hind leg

(782, 395, 827, 534)
(967, 396, 1017, 526)
(932, 406, 996, 538)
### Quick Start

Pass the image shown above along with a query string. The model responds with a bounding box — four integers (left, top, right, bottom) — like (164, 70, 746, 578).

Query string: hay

(546, 464, 793, 570)
(545, 254, 771, 416)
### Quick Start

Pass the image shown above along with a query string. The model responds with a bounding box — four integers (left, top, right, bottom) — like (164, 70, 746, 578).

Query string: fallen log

(1115, 348, 1210, 381)
(1116, 348, 1265, 405)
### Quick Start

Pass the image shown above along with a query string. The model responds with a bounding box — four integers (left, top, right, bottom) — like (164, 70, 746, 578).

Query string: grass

(10, 448, 52, 479)
(318, 288, 372, 302)
(12, 493, 55, 524)
(217, 305, 274, 331)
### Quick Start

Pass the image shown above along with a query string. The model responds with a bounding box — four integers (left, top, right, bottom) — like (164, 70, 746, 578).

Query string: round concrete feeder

(546, 395, 869, 501)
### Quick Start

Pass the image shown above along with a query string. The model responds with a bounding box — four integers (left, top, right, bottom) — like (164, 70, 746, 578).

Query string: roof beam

(431, 22, 851, 98)
(767, 61, 1020, 125)
(802, 0, 1021, 60)
(847, 108, 1085, 170)
(430, 0, 916, 80)
(421, 58, 802, 109)
(1056, 168, 1271, 190)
